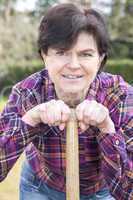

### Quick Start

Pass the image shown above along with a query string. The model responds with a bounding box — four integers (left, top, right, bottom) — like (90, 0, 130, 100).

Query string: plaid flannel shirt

(0, 69, 133, 199)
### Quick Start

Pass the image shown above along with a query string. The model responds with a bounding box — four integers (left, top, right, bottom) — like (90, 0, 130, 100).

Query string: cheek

(45, 64, 55, 81)
(85, 66, 99, 77)
(48, 69, 57, 83)
(46, 59, 62, 73)
(46, 64, 61, 84)
(83, 59, 100, 73)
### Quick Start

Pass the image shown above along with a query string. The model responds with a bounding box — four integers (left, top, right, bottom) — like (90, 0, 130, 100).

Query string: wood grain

(66, 109, 80, 200)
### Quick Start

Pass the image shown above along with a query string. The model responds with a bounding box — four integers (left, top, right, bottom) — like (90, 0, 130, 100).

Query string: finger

(39, 103, 49, 124)
(61, 104, 71, 123)
(89, 120, 97, 126)
(88, 104, 107, 125)
(59, 122, 66, 131)
(45, 102, 55, 124)
(83, 100, 98, 124)
(96, 105, 108, 124)
(53, 101, 62, 122)
(76, 103, 85, 121)
(47, 100, 61, 124)
(79, 121, 89, 132)
(83, 106, 94, 125)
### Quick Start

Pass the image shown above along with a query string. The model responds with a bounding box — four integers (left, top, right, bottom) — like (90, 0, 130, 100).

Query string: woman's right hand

(22, 100, 71, 130)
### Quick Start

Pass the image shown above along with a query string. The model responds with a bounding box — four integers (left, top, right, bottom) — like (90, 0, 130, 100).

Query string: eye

(55, 50, 65, 56)
(80, 52, 93, 57)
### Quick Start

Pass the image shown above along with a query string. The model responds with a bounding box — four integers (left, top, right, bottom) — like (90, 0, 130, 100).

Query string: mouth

(62, 74, 83, 79)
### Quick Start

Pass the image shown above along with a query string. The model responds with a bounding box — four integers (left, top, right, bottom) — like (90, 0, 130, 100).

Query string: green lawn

(0, 155, 25, 200)
(0, 98, 6, 112)
(0, 99, 24, 200)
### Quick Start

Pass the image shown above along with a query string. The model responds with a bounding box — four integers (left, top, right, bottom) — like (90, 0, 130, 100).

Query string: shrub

(105, 59, 133, 84)
(0, 60, 43, 97)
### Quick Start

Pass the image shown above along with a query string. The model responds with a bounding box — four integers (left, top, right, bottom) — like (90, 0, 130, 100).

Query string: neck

(55, 88, 88, 108)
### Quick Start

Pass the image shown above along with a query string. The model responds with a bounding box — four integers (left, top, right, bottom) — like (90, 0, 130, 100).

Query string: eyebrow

(78, 48, 96, 53)
(52, 48, 96, 54)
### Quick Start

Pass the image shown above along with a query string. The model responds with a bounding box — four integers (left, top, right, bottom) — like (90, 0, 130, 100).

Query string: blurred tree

(66, 0, 91, 8)
(109, 0, 133, 41)
(108, 0, 133, 59)
(0, 15, 38, 67)
(118, 0, 133, 41)
(108, 0, 123, 40)
(0, 0, 17, 21)
(125, 0, 133, 13)
(35, 0, 58, 16)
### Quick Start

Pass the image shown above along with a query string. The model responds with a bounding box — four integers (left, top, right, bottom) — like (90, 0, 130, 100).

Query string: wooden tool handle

(66, 109, 80, 200)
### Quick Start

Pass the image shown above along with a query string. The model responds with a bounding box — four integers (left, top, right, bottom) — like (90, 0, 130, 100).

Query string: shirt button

(13, 127, 17, 131)
(115, 139, 120, 145)
(122, 181, 128, 188)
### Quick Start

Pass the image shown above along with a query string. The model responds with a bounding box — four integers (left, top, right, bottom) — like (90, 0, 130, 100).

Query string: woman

(0, 3, 132, 200)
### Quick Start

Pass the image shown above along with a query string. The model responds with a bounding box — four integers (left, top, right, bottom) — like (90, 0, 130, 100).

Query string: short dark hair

(38, 3, 109, 69)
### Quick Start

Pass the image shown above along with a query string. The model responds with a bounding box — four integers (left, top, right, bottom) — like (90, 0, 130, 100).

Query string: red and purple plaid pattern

(0, 69, 133, 199)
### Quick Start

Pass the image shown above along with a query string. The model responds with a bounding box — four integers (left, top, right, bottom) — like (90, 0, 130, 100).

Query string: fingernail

(59, 124, 65, 131)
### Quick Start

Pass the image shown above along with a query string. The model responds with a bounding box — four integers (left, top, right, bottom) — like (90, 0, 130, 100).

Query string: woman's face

(42, 32, 104, 99)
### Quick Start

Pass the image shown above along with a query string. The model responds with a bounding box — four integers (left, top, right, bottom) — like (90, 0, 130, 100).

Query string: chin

(63, 87, 82, 94)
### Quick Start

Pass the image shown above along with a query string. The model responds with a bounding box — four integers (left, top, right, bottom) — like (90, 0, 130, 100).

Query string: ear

(98, 53, 105, 67)
(40, 50, 47, 68)
(40, 50, 46, 61)
(100, 53, 105, 63)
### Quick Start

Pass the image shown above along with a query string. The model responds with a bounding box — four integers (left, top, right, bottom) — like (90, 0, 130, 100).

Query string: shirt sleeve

(0, 85, 39, 182)
(97, 88, 133, 200)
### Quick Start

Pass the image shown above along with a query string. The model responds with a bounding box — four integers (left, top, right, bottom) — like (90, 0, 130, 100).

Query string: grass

(0, 155, 25, 200)
(0, 98, 7, 112)
(0, 99, 24, 200)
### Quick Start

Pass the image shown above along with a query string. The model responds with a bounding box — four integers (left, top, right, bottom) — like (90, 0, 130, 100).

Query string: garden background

(0, 0, 133, 200)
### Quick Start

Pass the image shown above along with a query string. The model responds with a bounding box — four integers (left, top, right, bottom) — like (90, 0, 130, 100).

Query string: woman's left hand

(76, 100, 115, 133)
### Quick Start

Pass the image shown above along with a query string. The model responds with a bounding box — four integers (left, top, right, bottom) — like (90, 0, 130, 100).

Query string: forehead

(47, 31, 98, 53)
(73, 32, 97, 50)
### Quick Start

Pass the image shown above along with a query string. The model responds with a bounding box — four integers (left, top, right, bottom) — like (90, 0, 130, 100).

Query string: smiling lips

(62, 74, 83, 79)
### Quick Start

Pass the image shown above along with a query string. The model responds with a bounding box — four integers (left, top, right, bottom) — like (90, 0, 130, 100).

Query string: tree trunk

(3, 0, 12, 22)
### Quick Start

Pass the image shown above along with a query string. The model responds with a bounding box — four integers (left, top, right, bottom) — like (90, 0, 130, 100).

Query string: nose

(68, 54, 80, 69)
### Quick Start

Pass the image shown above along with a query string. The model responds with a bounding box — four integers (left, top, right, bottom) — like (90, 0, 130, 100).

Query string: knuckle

(84, 111, 89, 118)
(50, 99, 56, 104)
(39, 103, 46, 111)
(104, 106, 109, 114)
(63, 105, 70, 113)
(76, 106, 81, 113)
(57, 100, 64, 104)
(84, 99, 90, 104)
(101, 106, 108, 117)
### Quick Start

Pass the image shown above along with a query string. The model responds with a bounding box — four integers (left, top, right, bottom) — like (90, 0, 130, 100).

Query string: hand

(76, 100, 115, 133)
(22, 100, 71, 130)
